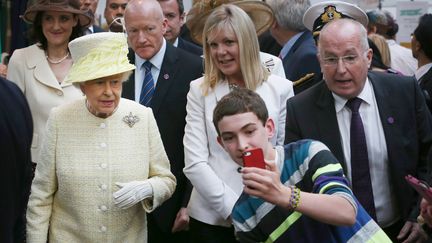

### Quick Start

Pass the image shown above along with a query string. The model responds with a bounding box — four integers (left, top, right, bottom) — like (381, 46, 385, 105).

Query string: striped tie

(139, 61, 154, 107)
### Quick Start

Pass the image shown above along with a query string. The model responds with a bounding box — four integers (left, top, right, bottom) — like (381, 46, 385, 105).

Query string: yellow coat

(26, 98, 176, 243)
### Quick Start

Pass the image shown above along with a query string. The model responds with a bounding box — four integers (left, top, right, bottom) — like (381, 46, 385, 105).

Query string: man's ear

(265, 118, 275, 140)
(414, 40, 422, 53)
(271, 19, 278, 30)
(180, 12, 185, 25)
(366, 48, 373, 68)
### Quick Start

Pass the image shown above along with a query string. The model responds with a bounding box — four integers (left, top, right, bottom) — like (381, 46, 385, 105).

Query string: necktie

(346, 97, 377, 220)
(139, 61, 154, 107)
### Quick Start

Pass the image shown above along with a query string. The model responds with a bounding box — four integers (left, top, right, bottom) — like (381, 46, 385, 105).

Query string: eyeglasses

(321, 54, 360, 66)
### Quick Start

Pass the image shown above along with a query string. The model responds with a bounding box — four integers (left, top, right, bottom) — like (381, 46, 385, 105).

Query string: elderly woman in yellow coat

(26, 32, 176, 243)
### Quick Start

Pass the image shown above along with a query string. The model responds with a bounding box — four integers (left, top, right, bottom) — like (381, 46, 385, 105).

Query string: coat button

(100, 184, 107, 190)
(100, 226, 107, 232)
(100, 142, 107, 148)
(100, 163, 107, 169)
(100, 205, 108, 211)
(56, 91, 63, 96)
(100, 123, 106, 129)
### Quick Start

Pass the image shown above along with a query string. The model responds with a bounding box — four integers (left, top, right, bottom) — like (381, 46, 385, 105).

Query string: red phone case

(405, 174, 432, 203)
(242, 148, 265, 169)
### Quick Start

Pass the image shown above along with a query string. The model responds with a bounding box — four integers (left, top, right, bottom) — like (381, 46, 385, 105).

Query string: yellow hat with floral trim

(64, 32, 135, 84)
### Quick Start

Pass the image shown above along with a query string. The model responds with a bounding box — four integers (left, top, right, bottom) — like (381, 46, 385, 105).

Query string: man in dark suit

(157, 0, 202, 56)
(79, 0, 105, 34)
(285, 19, 432, 242)
(412, 14, 432, 111)
(258, 30, 282, 57)
(0, 77, 33, 243)
(123, 0, 203, 242)
(266, 0, 320, 94)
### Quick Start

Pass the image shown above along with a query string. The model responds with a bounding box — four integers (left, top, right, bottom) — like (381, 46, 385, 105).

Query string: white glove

(113, 181, 153, 209)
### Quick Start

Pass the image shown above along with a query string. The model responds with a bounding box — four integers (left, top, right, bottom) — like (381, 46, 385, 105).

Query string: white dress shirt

(333, 79, 399, 227)
(415, 63, 432, 82)
(134, 39, 167, 102)
(387, 39, 417, 76)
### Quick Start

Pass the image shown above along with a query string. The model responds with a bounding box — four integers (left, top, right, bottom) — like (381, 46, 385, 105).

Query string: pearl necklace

(46, 52, 70, 64)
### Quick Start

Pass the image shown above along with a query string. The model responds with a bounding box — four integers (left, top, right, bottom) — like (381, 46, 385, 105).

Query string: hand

(0, 64, 7, 78)
(397, 221, 428, 243)
(113, 181, 153, 209)
(241, 160, 290, 207)
(420, 198, 432, 228)
(171, 207, 189, 232)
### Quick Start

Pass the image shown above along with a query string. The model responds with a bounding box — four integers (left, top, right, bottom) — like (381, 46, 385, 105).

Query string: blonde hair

(201, 4, 268, 95)
(368, 33, 391, 67)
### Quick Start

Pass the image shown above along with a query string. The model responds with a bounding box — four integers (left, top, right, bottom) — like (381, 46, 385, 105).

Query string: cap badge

(320, 5, 343, 23)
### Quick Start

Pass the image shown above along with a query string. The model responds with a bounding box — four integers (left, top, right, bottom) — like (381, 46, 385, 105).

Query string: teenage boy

(213, 88, 390, 242)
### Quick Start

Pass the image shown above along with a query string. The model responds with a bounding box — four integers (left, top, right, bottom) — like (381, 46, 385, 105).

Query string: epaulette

(293, 73, 315, 87)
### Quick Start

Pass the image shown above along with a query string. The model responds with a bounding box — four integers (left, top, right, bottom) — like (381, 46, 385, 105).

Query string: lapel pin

(123, 112, 140, 128)
(387, 117, 394, 124)
(163, 74, 169, 80)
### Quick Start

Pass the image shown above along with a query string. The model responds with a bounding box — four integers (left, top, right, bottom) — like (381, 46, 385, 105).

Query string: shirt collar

(134, 38, 167, 71)
(333, 77, 373, 112)
(415, 63, 432, 81)
(279, 31, 304, 59)
(173, 37, 179, 47)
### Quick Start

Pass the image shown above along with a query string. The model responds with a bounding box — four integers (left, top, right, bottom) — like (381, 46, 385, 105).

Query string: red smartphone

(405, 174, 432, 203)
(242, 148, 266, 169)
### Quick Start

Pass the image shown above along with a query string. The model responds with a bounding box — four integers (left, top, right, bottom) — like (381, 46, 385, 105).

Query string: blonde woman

(183, 3, 293, 242)
(369, 33, 391, 67)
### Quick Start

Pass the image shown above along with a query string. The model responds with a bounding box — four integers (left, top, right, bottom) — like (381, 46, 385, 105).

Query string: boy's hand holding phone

(241, 148, 291, 206)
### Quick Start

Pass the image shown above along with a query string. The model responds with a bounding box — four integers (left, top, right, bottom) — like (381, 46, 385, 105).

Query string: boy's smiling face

(217, 112, 275, 165)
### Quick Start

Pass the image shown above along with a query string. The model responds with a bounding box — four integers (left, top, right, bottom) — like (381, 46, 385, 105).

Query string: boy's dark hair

(213, 88, 268, 135)
(414, 13, 432, 60)
(31, 11, 84, 50)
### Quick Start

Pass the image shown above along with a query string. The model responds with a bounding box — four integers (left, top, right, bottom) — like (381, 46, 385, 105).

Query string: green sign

(400, 9, 422, 16)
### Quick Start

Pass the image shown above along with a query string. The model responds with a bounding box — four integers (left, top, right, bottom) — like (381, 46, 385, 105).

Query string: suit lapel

(283, 31, 312, 64)
(368, 72, 398, 160)
(315, 83, 347, 170)
(177, 38, 184, 49)
(122, 49, 136, 100)
(419, 67, 432, 88)
(27, 45, 62, 91)
(150, 44, 178, 113)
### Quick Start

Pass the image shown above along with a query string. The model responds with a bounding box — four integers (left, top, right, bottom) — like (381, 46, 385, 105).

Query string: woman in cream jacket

(7, 0, 91, 163)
